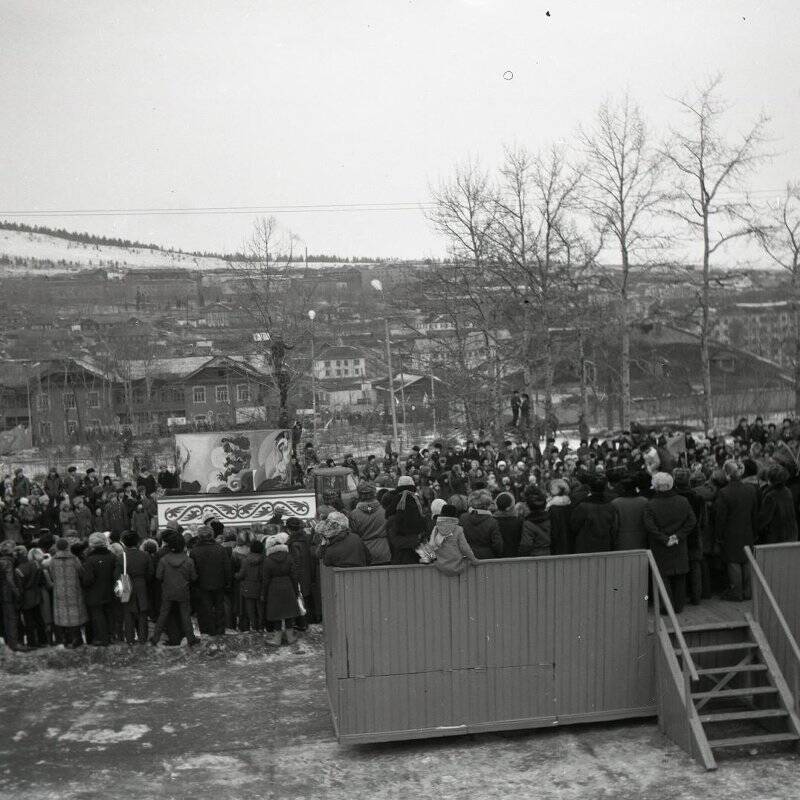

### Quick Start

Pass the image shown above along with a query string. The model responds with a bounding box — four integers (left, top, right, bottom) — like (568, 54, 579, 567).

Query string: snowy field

(1, 630, 799, 800)
(0, 228, 360, 275)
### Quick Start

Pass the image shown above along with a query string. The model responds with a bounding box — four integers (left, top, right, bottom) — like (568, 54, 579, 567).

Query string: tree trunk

(578, 331, 589, 425)
(793, 269, 800, 418)
(620, 289, 631, 433)
(701, 216, 714, 435)
(543, 329, 554, 435)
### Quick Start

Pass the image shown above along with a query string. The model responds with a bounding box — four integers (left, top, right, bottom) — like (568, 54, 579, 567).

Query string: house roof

(316, 345, 364, 360)
(373, 373, 444, 392)
(319, 377, 370, 392)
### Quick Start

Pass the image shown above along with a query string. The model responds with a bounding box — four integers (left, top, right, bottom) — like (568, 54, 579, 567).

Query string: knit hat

(430, 498, 446, 518)
(651, 472, 674, 492)
(549, 478, 570, 497)
(440, 503, 459, 518)
(397, 475, 415, 488)
(327, 510, 350, 530)
(285, 517, 304, 531)
(358, 482, 377, 499)
(122, 531, 140, 548)
(196, 525, 214, 541)
(495, 492, 515, 511)
(56, 537, 70, 552)
(526, 488, 548, 509)
(88, 531, 107, 549)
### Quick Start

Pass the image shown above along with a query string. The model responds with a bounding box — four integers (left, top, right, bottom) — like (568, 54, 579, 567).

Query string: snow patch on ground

(59, 724, 150, 744)
(190, 692, 221, 699)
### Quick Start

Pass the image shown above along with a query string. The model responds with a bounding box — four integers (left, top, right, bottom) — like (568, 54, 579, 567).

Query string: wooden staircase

(669, 616, 800, 765)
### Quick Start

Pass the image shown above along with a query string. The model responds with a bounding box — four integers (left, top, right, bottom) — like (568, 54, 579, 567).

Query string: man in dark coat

(459, 490, 503, 559)
(673, 468, 706, 606)
(493, 491, 522, 557)
(320, 514, 370, 568)
(644, 472, 696, 613)
(115, 531, 154, 644)
(285, 518, 314, 630)
(757, 464, 799, 544)
(0, 541, 23, 650)
(570, 474, 618, 553)
(81, 532, 117, 645)
(190, 525, 232, 635)
(714, 460, 758, 601)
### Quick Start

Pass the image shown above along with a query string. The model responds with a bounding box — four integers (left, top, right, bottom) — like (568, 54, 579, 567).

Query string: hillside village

(0, 223, 795, 447)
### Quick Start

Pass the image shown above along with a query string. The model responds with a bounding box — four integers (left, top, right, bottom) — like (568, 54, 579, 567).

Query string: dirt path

(1, 631, 799, 800)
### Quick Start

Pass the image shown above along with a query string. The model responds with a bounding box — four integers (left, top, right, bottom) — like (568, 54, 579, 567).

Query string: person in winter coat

(151, 531, 199, 645)
(262, 532, 301, 645)
(190, 525, 232, 635)
(130, 504, 150, 540)
(493, 492, 522, 557)
(73, 497, 93, 541)
(15, 546, 47, 647)
(714, 460, 758, 601)
(81, 532, 117, 646)
(570, 474, 618, 553)
(611, 476, 648, 551)
(519, 489, 551, 557)
(644, 472, 696, 614)
(758, 464, 799, 544)
(546, 479, 573, 555)
(320, 513, 370, 568)
(114, 531, 154, 644)
(236, 538, 266, 632)
(0, 540, 23, 650)
(102, 495, 128, 537)
(672, 469, 706, 606)
(12, 468, 31, 500)
(285, 518, 313, 630)
(423, 504, 480, 576)
(460, 490, 503, 559)
(348, 483, 391, 565)
(50, 537, 88, 647)
(384, 477, 426, 564)
(28, 548, 54, 644)
(58, 500, 77, 535)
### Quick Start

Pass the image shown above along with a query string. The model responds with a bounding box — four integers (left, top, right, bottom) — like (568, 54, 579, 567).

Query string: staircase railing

(745, 546, 800, 711)
(648, 550, 699, 682)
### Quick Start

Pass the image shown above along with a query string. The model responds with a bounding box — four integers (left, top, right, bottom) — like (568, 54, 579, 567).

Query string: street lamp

(370, 279, 399, 454)
(308, 309, 316, 448)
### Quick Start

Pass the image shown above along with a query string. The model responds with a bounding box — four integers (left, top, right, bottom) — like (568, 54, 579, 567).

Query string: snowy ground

(1, 630, 799, 800)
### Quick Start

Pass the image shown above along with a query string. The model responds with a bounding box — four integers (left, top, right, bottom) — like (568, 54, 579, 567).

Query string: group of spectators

(2, 414, 800, 652)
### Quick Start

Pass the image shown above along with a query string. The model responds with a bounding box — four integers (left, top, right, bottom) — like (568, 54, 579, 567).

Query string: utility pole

(308, 310, 317, 448)
(430, 371, 437, 439)
(370, 279, 399, 454)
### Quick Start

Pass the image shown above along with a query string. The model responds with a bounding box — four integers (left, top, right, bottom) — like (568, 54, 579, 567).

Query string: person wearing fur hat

(460, 490, 503, 559)
(610, 476, 648, 552)
(190, 525, 232, 636)
(494, 492, 522, 557)
(151, 531, 199, 646)
(570, 474, 617, 554)
(50, 537, 88, 647)
(672, 468, 706, 606)
(757, 464, 798, 545)
(81, 532, 116, 646)
(644, 472, 696, 613)
(348, 483, 390, 565)
(284, 518, 314, 630)
(73, 496, 93, 541)
(714, 459, 758, 601)
(115, 531, 154, 644)
(520, 489, 551, 557)
(236, 538, 266, 632)
(262, 532, 301, 645)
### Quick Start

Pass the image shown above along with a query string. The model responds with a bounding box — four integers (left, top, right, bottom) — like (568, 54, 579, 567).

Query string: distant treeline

(0, 220, 391, 264)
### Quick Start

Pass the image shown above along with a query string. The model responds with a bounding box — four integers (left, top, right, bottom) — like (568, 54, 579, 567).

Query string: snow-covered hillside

(0, 228, 362, 275)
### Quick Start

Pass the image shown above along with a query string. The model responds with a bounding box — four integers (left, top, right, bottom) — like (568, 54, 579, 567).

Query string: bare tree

(664, 76, 770, 433)
(579, 95, 667, 432)
(758, 182, 800, 413)
(235, 216, 319, 427)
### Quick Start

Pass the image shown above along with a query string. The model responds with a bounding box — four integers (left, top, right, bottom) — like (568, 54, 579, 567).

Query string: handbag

(296, 585, 307, 616)
(114, 549, 133, 603)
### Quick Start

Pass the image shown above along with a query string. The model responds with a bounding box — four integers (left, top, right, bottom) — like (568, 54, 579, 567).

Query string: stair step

(699, 708, 788, 723)
(692, 686, 778, 700)
(670, 621, 751, 634)
(676, 642, 758, 655)
(696, 664, 767, 676)
(708, 732, 799, 749)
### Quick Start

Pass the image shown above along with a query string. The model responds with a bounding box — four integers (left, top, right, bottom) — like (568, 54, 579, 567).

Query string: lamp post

(308, 309, 317, 448)
(370, 279, 399, 454)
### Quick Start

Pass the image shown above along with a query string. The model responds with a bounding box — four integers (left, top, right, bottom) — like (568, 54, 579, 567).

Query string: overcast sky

(1, 0, 797, 260)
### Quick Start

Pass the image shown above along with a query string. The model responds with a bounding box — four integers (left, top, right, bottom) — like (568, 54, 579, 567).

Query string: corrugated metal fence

(754, 542, 800, 690)
(322, 550, 655, 743)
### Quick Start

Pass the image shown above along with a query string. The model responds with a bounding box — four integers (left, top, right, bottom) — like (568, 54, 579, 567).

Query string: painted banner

(157, 490, 317, 528)
(174, 428, 291, 494)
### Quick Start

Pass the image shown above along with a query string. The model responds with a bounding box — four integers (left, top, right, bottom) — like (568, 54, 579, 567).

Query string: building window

(88, 391, 100, 409)
(132, 388, 145, 404)
(36, 394, 50, 411)
(216, 385, 229, 403)
(324, 361, 330, 367)
(65, 419, 78, 435)
(62, 391, 76, 409)
(193, 386, 206, 404)
(336, 369, 342, 376)
(336, 360, 341, 366)
(88, 419, 101, 428)
(237, 384, 250, 403)
(354, 368, 360, 376)
(39, 421, 51, 441)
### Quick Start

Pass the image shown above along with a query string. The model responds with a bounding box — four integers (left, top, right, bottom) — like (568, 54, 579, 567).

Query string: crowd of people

(1, 413, 799, 653)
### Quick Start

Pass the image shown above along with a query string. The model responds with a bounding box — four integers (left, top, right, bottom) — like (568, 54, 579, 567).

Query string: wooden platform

(649, 597, 751, 633)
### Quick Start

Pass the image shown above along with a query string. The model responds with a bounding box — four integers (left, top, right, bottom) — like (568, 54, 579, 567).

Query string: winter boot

(284, 628, 298, 645)
(265, 630, 282, 647)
